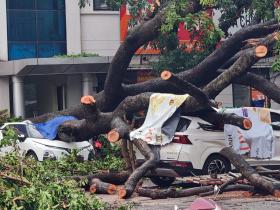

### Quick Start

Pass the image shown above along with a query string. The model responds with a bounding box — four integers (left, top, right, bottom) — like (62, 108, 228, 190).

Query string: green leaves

(200, 0, 217, 6)
(0, 143, 125, 209)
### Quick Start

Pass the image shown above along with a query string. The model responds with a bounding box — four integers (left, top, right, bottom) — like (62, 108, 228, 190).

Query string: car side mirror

(18, 134, 26, 142)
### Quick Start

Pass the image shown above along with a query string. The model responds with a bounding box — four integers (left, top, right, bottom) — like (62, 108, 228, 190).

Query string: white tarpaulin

(223, 107, 275, 159)
(129, 93, 189, 145)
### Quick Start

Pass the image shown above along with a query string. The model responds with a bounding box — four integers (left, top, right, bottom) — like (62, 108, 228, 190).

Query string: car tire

(26, 151, 38, 161)
(202, 155, 231, 176)
(150, 176, 175, 187)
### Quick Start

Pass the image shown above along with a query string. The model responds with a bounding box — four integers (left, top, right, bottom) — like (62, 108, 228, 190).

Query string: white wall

(0, 0, 8, 61)
(0, 77, 10, 112)
(80, 1, 120, 56)
(65, 0, 82, 54)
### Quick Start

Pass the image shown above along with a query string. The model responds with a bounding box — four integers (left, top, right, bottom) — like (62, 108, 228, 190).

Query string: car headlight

(43, 151, 56, 160)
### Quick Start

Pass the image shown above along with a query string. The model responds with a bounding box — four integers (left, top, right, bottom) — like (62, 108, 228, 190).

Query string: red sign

(120, 4, 211, 54)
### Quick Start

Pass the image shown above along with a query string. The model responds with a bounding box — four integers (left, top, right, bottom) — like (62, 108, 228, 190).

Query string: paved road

(96, 179, 280, 209)
(98, 194, 280, 210)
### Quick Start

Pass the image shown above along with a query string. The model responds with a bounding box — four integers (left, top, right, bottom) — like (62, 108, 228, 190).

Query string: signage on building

(251, 88, 269, 108)
(213, 10, 253, 36)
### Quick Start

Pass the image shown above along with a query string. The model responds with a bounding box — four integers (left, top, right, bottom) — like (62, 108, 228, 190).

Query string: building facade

(0, 0, 120, 118)
(0, 0, 279, 119)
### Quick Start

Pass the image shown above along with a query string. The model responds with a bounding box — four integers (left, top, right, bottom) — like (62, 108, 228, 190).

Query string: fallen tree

(29, 0, 280, 198)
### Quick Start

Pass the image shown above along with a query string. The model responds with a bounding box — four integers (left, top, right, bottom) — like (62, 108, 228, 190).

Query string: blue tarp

(34, 116, 77, 140)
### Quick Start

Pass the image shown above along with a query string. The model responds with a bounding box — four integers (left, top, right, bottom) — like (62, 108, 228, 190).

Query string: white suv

(0, 122, 94, 161)
(134, 109, 280, 186)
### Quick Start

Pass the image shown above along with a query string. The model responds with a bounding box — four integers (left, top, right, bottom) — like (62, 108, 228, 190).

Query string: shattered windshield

(27, 124, 44, 139)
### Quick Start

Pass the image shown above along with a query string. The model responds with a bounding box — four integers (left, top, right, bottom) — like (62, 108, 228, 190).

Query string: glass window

(10, 124, 28, 136)
(8, 43, 36, 60)
(38, 42, 66, 57)
(93, 0, 117, 11)
(7, 0, 35, 10)
(7, 0, 66, 60)
(36, 0, 65, 10)
(7, 11, 36, 41)
(37, 11, 66, 41)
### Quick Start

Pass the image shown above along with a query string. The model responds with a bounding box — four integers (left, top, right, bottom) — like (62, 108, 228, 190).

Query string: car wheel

(202, 155, 230, 175)
(150, 176, 175, 187)
(26, 151, 38, 161)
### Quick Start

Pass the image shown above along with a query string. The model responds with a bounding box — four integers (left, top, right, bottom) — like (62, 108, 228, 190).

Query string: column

(65, 0, 82, 54)
(12, 76, 25, 118)
(82, 73, 98, 96)
(0, 0, 8, 61)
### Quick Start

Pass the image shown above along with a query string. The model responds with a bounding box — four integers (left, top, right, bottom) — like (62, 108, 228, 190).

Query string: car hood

(29, 138, 91, 149)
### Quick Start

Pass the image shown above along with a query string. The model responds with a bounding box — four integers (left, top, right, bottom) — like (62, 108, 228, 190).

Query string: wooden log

(121, 139, 132, 171)
(69, 170, 130, 186)
(255, 45, 268, 58)
(108, 129, 120, 143)
(81, 95, 96, 105)
(198, 111, 252, 130)
(161, 70, 216, 108)
(256, 166, 280, 180)
(220, 147, 280, 197)
(128, 140, 136, 171)
(200, 175, 243, 196)
(138, 186, 214, 199)
(89, 178, 117, 195)
(119, 139, 158, 198)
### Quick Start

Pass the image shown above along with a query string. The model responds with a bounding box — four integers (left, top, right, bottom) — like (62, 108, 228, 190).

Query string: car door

(270, 111, 280, 166)
(0, 124, 27, 154)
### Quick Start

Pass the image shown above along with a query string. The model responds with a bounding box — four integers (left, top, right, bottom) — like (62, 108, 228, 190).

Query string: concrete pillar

(82, 73, 98, 96)
(0, 0, 8, 61)
(0, 77, 10, 112)
(65, 0, 82, 54)
(12, 76, 25, 118)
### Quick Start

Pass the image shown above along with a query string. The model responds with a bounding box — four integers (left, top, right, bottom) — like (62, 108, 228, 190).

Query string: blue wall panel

(7, 0, 66, 60)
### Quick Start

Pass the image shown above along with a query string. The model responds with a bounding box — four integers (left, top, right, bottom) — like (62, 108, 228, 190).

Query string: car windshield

(27, 124, 44, 139)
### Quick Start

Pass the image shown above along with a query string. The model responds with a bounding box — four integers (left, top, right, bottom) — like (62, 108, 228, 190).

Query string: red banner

(120, 4, 211, 54)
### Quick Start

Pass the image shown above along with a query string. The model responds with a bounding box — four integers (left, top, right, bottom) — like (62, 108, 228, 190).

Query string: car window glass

(197, 122, 224, 132)
(27, 124, 44, 138)
(176, 117, 191, 132)
(271, 112, 280, 123)
(10, 124, 28, 136)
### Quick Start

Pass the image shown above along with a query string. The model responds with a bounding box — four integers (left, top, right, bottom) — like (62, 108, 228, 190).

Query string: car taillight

(170, 161, 192, 168)
(172, 135, 192, 144)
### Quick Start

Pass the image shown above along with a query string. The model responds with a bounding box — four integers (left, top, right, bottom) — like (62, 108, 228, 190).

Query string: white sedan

(134, 109, 280, 186)
(0, 122, 94, 161)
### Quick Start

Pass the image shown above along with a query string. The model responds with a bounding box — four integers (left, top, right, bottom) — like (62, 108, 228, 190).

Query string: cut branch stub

(81, 95, 96, 105)
(243, 118, 252, 130)
(255, 45, 268, 58)
(118, 186, 127, 199)
(108, 129, 120, 143)
(89, 178, 117, 195)
(161, 70, 172, 80)
(160, 70, 215, 107)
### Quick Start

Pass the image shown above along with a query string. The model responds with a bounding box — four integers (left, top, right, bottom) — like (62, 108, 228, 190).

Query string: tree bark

(220, 147, 280, 197)
(70, 170, 130, 185)
(89, 178, 117, 195)
(138, 186, 214, 199)
(118, 139, 158, 198)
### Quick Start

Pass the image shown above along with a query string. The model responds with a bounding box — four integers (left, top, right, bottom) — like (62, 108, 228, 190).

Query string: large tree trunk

(220, 147, 280, 197)
(27, 0, 280, 199)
